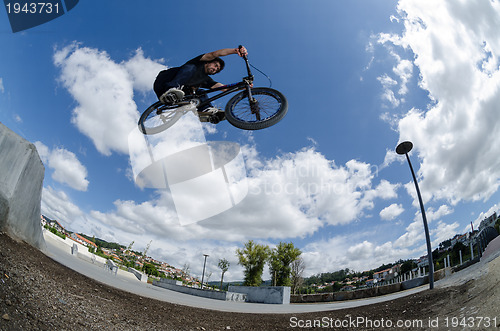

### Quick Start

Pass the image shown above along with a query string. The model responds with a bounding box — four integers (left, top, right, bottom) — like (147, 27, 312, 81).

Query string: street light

(201, 254, 209, 290)
(396, 141, 434, 289)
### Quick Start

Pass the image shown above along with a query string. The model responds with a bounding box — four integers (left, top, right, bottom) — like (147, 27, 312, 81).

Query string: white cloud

(35, 141, 89, 191)
(53, 43, 165, 156)
(0, 78, 4, 93)
(393, 59, 413, 95)
(426, 204, 453, 223)
(431, 220, 460, 249)
(375, 32, 414, 107)
(301, 236, 414, 276)
(122, 48, 165, 93)
(380, 203, 404, 221)
(394, 204, 454, 251)
(393, 218, 425, 249)
(41, 186, 85, 225)
(377, 74, 400, 107)
(382, 1, 500, 206)
(86, 145, 398, 243)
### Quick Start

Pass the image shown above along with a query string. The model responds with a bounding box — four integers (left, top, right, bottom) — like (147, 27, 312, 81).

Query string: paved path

(41, 231, 499, 314)
(482, 234, 500, 262)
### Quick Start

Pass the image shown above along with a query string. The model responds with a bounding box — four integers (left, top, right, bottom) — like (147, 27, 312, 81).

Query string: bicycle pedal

(198, 113, 211, 122)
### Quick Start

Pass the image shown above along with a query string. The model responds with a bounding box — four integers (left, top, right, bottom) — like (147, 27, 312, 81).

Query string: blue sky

(2, 0, 500, 282)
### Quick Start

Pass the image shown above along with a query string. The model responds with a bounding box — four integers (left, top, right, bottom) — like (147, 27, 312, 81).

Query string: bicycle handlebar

(238, 45, 253, 80)
(238, 45, 247, 60)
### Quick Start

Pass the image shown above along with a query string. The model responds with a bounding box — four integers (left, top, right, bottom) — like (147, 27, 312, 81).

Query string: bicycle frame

(189, 81, 247, 110)
(185, 54, 255, 111)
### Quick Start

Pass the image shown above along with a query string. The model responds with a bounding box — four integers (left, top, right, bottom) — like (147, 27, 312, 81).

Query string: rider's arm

(201, 46, 248, 61)
(211, 83, 225, 89)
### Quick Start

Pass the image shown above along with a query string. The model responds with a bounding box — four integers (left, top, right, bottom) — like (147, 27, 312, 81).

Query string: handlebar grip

(238, 45, 248, 60)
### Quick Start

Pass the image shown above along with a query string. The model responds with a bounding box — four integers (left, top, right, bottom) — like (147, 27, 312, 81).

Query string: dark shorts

(153, 68, 179, 99)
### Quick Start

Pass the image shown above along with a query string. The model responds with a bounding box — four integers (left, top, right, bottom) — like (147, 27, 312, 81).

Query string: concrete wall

(153, 279, 247, 302)
(291, 283, 404, 303)
(228, 286, 291, 304)
(128, 267, 148, 282)
(158, 278, 182, 286)
(0, 123, 45, 248)
(44, 229, 107, 266)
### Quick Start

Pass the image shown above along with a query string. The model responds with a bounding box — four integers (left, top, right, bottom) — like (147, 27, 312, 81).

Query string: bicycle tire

(138, 101, 187, 135)
(225, 88, 288, 130)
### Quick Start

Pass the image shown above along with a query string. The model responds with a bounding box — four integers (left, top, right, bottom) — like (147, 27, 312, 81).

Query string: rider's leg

(160, 88, 185, 104)
(197, 94, 221, 113)
(197, 94, 223, 123)
(154, 65, 198, 103)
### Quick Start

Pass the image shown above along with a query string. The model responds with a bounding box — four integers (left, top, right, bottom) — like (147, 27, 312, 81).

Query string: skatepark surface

(1, 231, 499, 330)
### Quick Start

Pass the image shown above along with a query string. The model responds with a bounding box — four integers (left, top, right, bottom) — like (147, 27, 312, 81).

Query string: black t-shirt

(183, 54, 218, 89)
(153, 54, 219, 98)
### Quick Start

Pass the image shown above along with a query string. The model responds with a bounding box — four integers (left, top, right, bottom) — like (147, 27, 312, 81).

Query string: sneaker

(201, 106, 220, 115)
(209, 112, 225, 124)
(160, 88, 185, 104)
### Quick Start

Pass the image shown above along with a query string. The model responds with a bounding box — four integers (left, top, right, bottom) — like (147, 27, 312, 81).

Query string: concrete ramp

(0, 122, 45, 248)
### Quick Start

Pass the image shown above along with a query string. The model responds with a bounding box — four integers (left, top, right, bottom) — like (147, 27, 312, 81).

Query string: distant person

(153, 46, 248, 123)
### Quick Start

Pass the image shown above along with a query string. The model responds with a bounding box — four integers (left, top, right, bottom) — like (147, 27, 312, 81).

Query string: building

(41, 215, 66, 234)
(70, 233, 98, 249)
(373, 264, 401, 282)
(479, 212, 498, 231)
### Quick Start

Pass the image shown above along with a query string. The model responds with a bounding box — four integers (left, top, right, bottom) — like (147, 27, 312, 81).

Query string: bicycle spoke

(138, 102, 187, 134)
(231, 93, 281, 122)
(225, 87, 288, 130)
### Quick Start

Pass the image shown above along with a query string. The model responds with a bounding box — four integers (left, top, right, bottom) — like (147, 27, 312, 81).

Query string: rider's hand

(237, 46, 248, 57)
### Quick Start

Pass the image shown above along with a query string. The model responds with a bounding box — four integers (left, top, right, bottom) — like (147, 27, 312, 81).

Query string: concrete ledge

(292, 283, 405, 303)
(228, 286, 290, 304)
(401, 277, 426, 290)
(0, 122, 45, 248)
(128, 267, 148, 282)
(153, 279, 246, 302)
(454, 257, 480, 272)
(158, 278, 182, 286)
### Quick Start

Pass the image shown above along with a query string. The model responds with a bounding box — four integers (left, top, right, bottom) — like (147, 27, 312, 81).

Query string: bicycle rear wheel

(138, 101, 188, 135)
(225, 88, 288, 130)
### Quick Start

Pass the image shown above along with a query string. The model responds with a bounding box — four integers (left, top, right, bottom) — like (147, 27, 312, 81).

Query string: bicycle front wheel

(138, 101, 186, 135)
(225, 88, 288, 130)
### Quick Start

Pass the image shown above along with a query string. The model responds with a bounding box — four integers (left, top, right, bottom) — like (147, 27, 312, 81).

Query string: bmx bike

(138, 49, 288, 135)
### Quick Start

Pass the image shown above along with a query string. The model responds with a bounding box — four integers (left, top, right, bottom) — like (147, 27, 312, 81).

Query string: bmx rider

(153, 46, 249, 124)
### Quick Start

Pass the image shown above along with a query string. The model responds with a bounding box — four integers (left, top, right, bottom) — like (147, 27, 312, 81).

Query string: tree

(182, 263, 191, 277)
(143, 263, 160, 277)
(451, 242, 466, 264)
(126, 241, 134, 253)
(236, 240, 270, 287)
(218, 258, 230, 291)
(268, 242, 302, 287)
(291, 256, 305, 294)
(400, 259, 416, 275)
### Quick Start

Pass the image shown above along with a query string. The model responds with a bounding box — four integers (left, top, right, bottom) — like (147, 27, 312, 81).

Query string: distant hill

(207, 279, 273, 288)
(78, 233, 125, 250)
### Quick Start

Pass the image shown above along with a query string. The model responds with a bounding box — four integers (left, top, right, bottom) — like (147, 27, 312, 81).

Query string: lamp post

(201, 254, 209, 290)
(396, 141, 434, 289)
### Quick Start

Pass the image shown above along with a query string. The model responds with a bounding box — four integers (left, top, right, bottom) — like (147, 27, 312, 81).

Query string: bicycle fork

(246, 85, 261, 121)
